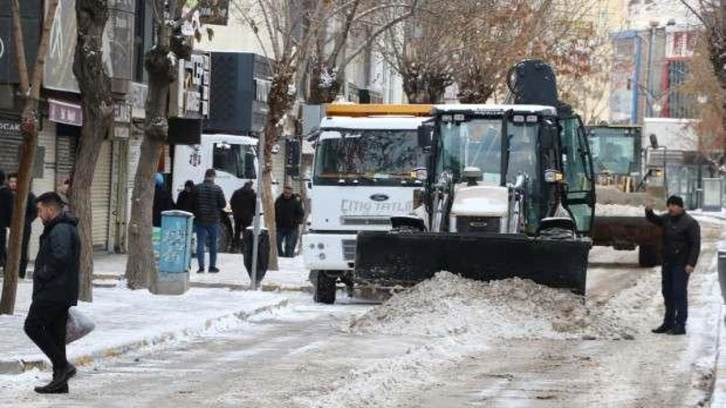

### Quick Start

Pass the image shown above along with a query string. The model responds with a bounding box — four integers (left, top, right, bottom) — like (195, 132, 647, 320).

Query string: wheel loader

(587, 124, 665, 267)
(345, 60, 597, 297)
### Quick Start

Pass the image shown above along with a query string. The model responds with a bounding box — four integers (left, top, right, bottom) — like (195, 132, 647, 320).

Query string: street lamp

(645, 20, 677, 117)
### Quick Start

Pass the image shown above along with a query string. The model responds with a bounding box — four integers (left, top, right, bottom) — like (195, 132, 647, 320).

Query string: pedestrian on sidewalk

(24, 192, 80, 394)
(275, 185, 304, 258)
(7, 172, 38, 279)
(646, 195, 701, 335)
(175, 180, 197, 214)
(153, 173, 174, 228)
(194, 169, 227, 273)
(230, 181, 256, 252)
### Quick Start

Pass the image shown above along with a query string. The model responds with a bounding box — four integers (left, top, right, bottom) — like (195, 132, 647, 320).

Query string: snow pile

(596, 204, 646, 217)
(347, 272, 638, 341)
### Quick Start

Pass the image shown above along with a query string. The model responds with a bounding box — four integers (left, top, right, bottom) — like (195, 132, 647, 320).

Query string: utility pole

(646, 21, 658, 118)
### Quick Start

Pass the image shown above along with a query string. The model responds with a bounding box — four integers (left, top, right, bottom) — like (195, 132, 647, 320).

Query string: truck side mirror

(649, 134, 659, 149)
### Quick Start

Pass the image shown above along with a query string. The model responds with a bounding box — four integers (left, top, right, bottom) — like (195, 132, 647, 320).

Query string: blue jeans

(196, 222, 219, 269)
(276, 227, 299, 258)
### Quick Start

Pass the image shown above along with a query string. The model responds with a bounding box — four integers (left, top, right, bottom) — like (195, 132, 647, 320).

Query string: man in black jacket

(7, 172, 38, 278)
(194, 169, 227, 273)
(646, 195, 701, 335)
(230, 181, 256, 252)
(24, 192, 80, 394)
(275, 185, 304, 258)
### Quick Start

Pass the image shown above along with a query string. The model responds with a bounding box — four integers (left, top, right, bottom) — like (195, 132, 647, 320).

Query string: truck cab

(172, 133, 260, 251)
(304, 104, 433, 303)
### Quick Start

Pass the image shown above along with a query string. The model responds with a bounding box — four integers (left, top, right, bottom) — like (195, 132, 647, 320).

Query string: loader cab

(427, 105, 595, 235)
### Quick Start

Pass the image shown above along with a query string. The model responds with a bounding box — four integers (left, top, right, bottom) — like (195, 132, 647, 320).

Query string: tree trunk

(125, 137, 163, 289)
(124, 4, 174, 288)
(70, 0, 114, 303)
(0, 0, 59, 315)
(260, 69, 296, 271)
(308, 62, 342, 104)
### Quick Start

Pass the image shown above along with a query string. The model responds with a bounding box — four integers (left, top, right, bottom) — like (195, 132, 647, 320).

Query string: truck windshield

(313, 130, 425, 186)
(212, 143, 257, 179)
(436, 118, 539, 185)
(588, 129, 637, 175)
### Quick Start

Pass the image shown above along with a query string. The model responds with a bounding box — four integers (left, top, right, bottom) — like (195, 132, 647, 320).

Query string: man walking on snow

(194, 169, 227, 273)
(646, 195, 700, 335)
(24, 192, 80, 393)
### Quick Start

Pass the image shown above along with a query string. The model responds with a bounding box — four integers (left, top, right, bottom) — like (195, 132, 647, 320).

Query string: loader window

(213, 143, 257, 180)
(560, 117, 594, 233)
(437, 119, 502, 184)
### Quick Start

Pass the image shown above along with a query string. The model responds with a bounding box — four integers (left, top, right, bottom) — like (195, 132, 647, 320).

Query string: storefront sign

(48, 99, 82, 126)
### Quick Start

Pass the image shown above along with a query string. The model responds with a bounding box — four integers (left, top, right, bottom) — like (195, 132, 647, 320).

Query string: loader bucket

(354, 231, 590, 295)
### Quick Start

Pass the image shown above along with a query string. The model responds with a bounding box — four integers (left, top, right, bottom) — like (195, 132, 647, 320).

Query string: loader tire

(312, 270, 337, 304)
(638, 245, 660, 267)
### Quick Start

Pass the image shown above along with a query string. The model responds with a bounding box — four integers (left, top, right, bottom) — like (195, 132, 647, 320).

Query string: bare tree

(307, 0, 418, 104)
(680, 0, 726, 153)
(125, 0, 214, 289)
(70, 0, 115, 302)
(375, 0, 461, 103)
(235, 0, 331, 270)
(0, 0, 59, 314)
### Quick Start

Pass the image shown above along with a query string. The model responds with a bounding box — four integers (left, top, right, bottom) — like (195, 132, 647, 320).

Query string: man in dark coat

(646, 195, 701, 335)
(24, 192, 80, 394)
(230, 181, 256, 251)
(275, 185, 304, 258)
(7, 172, 38, 278)
(194, 169, 227, 273)
(175, 180, 196, 214)
(152, 173, 174, 227)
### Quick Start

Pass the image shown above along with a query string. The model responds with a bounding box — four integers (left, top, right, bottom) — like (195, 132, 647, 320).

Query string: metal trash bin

(243, 227, 269, 286)
(151, 210, 195, 295)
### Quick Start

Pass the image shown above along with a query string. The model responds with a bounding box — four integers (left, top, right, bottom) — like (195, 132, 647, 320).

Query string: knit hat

(666, 195, 684, 208)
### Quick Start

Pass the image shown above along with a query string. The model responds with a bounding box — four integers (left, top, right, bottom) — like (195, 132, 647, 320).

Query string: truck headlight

(544, 169, 563, 183)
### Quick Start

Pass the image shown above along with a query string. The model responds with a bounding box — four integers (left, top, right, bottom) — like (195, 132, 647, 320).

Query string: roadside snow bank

(348, 272, 645, 341)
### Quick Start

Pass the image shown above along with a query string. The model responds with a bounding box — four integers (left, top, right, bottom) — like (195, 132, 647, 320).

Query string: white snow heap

(596, 204, 647, 216)
(348, 272, 639, 340)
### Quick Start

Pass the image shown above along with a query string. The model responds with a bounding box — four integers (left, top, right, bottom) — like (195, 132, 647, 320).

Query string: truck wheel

(312, 270, 337, 304)
(638, 245, 660, 267)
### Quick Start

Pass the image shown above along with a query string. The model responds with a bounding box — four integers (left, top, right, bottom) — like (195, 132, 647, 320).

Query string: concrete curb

(0, 298, 290, 375)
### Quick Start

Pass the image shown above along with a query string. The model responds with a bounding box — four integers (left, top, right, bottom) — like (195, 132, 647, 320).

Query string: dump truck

(311, 60, 598, 301)
(303, 104, 433, 303)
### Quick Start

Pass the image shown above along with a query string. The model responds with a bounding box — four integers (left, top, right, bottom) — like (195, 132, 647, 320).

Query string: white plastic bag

(65, 307, 95, 344)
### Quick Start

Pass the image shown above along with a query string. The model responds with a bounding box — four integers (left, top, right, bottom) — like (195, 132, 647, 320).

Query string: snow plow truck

(321, 60, 597, 301)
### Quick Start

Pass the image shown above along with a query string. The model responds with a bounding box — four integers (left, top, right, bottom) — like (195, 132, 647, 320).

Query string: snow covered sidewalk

(0, 280, 293, 375)
(90, 253, 312, 291)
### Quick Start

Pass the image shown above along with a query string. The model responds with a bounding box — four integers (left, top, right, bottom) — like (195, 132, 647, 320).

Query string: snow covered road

(1, 221, 722, 407)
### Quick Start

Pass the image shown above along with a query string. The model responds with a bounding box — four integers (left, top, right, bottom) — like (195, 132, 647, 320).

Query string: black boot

(34, 382, 69, 394)
(652, 322, 673, 334)
(668, 324, 686, 335)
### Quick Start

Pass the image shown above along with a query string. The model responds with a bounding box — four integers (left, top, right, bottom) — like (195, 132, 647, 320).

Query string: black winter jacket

(275, 194, 304, 228)
(175, 189, 196, 214)
(230, 187, 256, 222)
(32, 212, 80, 306)
(153, 186, 174, 227)
(194, 180, 226, 223)
(645, 208, 701, 267)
